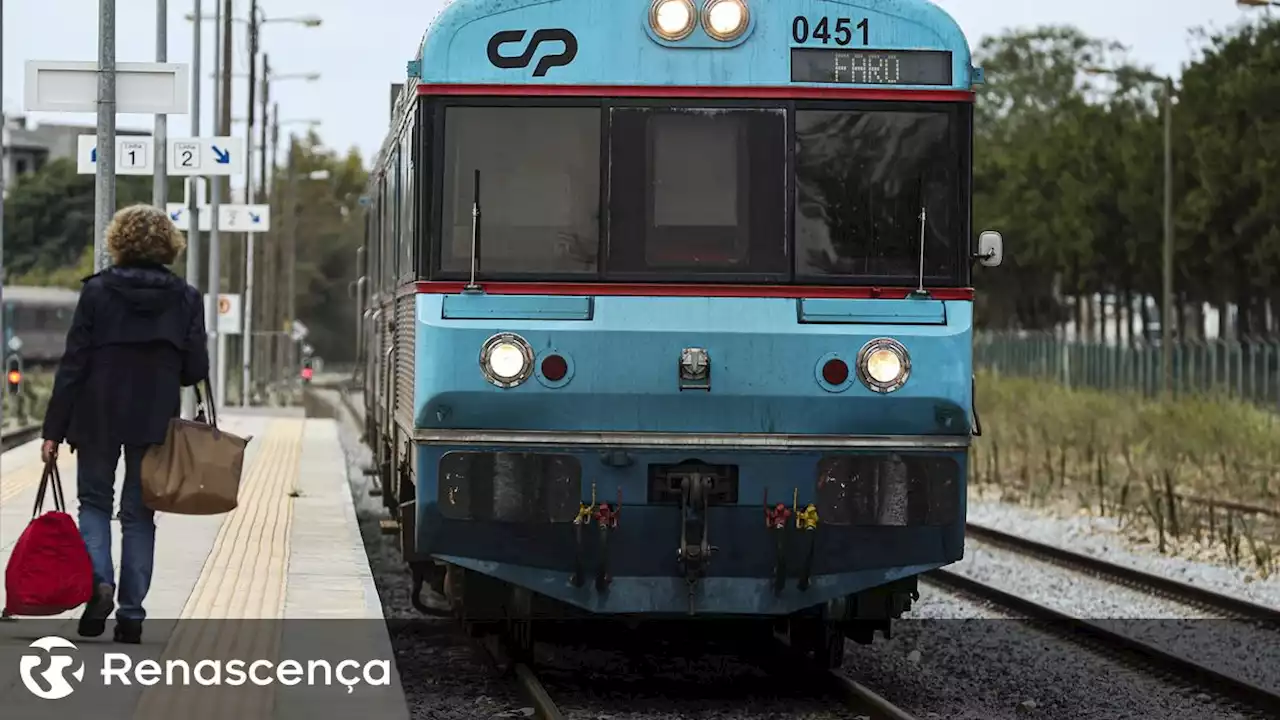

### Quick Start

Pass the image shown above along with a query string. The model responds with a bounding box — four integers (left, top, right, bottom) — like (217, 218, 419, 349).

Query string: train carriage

(359, 0, 1003, 667)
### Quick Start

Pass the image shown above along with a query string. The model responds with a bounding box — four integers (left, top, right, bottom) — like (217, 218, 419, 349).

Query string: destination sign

(791, 48, 952, 86)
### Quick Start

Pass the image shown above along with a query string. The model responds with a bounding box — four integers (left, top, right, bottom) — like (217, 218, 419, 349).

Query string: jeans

(76, 444, 155, 621)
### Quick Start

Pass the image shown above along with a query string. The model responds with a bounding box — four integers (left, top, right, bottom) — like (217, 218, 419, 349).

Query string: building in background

(1, 116, 150, 194)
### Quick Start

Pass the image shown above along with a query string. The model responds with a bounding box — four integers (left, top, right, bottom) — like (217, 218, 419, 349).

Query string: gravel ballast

(968, 499, 1280, 610)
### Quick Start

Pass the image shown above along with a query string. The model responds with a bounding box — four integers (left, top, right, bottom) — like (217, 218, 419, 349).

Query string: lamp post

(1084, 66, 1175, 398)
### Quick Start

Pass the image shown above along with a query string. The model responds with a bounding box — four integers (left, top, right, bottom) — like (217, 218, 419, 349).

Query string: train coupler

(594, 489, 621, 592)
(678, 473, 717, 613)
(764, 488, 792, 595)
(795, 503, 819, 591)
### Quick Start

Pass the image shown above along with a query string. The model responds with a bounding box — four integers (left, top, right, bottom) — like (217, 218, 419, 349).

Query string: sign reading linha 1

(790, 48, 952, 86)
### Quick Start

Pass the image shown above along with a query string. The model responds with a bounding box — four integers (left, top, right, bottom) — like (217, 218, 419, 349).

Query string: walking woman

(40, 204, 209, 643)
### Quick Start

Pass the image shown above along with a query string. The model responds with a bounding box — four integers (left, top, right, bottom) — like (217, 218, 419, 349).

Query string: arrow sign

(167, 136, 244, 176)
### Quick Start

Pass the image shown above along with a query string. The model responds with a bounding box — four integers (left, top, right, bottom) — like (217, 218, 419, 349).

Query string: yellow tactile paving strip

(133, 418, 305, 720)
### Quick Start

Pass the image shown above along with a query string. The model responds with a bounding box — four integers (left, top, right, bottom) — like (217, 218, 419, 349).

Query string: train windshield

(794, 108, 964, 284)
(435, 102, 968, 285)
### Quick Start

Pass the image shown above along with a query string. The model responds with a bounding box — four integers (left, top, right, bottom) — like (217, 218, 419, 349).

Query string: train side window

(439, 106, 600, 276)
(607, 107, 787, 280)
(400, 120, 415, 283)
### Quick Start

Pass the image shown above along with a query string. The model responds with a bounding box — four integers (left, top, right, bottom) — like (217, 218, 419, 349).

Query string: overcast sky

(2, 0, 1262, 182)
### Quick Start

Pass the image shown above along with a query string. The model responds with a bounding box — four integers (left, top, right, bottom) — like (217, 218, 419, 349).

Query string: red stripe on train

(415, 84, 975, 102)
(412, 282, 974, 301)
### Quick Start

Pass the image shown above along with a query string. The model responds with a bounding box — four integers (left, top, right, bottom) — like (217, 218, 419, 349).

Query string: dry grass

(973, 370, 1280, 577)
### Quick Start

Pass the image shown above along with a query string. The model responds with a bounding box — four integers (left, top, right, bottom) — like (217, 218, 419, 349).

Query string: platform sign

(77, 135, 156, 175)
(166, 203, 213, 232)
(25, 60, 189, 114)
(207, 293, 242, 335)
(168, 136, 244, 177)
(219, 204, 271, 232)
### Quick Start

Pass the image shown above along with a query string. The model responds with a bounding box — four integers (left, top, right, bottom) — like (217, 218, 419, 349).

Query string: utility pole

(93, 0, 117, 272)
(1161, 76, 1174, 398)
(2, 0, 7, 437)
(255, 54, 271, 396)
(217, 0, 232, 408)
(152, 0, 167, 209)
(207, 0, 223, 408)
(270, 103, 282, 393)
(183, 0, 201, 420)
(242, 0, 258, 405)
(285, 134, 298, 395)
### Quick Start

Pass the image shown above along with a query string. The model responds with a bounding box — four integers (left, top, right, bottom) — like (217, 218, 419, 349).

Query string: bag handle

(31, 458, 67, 518)
(192, 377, 220, 431)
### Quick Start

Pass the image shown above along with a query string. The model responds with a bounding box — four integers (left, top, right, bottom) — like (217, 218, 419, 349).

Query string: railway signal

(301, 358, 313, 384)
(6, 355, 23, 397)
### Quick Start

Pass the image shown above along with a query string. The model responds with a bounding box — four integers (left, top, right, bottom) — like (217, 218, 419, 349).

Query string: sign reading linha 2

(487, 28, 578, 77)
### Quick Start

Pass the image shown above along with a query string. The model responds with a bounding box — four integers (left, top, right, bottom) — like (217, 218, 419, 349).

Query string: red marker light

(301, 367, 313, 380)
(6, 370, 19, 385)
(821, 358, 849, 386)
(541, 354, 568, 382)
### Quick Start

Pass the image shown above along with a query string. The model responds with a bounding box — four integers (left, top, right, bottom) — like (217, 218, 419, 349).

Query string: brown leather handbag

(140, 379, 251, 515)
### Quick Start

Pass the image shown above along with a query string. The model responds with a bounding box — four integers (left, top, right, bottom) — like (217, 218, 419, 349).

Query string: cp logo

(20, 636, 85, 700)
(487, 29, 578, 77)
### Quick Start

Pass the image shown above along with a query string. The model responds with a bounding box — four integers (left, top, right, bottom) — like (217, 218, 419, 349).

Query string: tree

(263, 132, 369, 364)
(2, 157, 186, 285)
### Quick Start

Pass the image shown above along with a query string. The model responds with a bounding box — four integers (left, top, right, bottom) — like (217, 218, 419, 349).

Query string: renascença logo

(18, 635, 392, 698)
(20, 636, 86, 700)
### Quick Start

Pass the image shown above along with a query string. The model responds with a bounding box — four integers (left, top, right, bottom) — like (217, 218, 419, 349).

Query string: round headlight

(702, 0, 749, 41)
(856, 338, 910, 393)
(479, 333, 534, 388)
(650, 0, 697, 41)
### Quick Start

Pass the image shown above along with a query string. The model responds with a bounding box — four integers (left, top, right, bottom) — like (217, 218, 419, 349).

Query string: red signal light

(301, 367, 313, 380)
(821, 358, 849, 386)
(541, 354, 568, 382)
(6, 370, 20, 385)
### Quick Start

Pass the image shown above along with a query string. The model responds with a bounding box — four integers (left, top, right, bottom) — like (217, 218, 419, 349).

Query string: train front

(401, 0, 992, 660)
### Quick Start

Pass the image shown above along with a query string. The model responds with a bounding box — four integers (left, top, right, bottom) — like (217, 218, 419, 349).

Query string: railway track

(1, 424, 40, 450)
(473, 625, 919, 720)
(925, 522, 1280, 716)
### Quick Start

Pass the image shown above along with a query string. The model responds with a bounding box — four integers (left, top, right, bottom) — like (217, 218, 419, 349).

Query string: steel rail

(927, 568, 1280, 716)
(966, 522, 1280, 623)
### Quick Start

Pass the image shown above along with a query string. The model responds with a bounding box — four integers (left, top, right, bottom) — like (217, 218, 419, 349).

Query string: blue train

(358, 0, 1003, 667)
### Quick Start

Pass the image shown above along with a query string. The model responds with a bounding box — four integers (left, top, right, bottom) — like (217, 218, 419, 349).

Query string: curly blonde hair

(105, 203, 186, 266)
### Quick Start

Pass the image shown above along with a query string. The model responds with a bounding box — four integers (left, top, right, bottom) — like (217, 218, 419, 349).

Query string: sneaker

(113, 619, 142, 644)
(77, 583, 115, 638)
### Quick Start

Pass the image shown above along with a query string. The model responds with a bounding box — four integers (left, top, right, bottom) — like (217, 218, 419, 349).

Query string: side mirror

(977, 231, 1003, 268)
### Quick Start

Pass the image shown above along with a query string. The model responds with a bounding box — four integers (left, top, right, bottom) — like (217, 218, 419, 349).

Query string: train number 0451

(792, 16, 869, 46)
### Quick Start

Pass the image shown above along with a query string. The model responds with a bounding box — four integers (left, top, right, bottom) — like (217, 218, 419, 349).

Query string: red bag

(3, 458, 93, 616)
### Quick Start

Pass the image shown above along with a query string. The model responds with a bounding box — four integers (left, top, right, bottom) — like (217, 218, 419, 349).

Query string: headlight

(650, 0, 697, 41)
(856, 338, 910, 393)
(702, 0, 749, 41)
(480, 333, 534, 388)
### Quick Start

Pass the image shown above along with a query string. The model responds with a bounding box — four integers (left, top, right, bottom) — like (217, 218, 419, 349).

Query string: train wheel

(789, 616, 845, 670)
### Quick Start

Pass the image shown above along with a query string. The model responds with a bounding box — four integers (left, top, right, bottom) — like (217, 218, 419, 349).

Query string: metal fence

(975, 331, 1280, 408)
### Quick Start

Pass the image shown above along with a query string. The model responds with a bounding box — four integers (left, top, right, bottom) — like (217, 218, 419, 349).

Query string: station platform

(0, 412, 410, 718)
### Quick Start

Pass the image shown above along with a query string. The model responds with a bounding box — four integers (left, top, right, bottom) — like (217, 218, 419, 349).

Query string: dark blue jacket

(42, 263, 208, 449)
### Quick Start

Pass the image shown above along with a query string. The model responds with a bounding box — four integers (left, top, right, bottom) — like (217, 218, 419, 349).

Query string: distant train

(2, 285, 79, 365)
(357, 0, 1003, 668)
